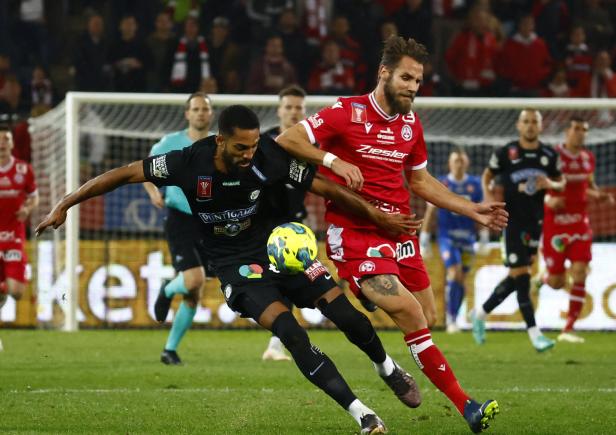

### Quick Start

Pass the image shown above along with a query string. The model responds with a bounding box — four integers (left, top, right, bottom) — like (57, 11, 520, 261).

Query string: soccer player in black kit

(472, 109, 565, 352)
(36, 105, 424, 434)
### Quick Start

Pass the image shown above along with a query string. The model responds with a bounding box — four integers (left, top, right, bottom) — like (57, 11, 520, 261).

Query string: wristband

(322, 152, 338, 169)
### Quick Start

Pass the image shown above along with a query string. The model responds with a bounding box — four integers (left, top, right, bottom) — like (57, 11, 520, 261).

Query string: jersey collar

(0, 156, 15, 173)
(558, 143, 582, 159)
(369, 92, 400, 122)
(447, 173, 468, 183)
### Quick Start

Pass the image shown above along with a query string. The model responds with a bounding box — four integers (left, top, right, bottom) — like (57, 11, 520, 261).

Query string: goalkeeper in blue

(420, 149, 489, 333)
(143, 92, 215, 365)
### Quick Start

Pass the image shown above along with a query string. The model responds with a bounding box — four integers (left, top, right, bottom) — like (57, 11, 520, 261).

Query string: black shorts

(501, 219, 541, 268)
(164, 208, 215, 276)
(217, 259, 336, 321)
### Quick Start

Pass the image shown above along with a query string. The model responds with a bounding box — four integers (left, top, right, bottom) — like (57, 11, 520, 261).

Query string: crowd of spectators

(1, 0, 616, 121)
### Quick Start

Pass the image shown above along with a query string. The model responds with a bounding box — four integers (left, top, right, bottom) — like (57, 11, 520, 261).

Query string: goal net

(17, 94, 616, 331)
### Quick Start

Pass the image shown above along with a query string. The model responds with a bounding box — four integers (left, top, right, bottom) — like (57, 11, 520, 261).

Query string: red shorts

(0, 241, 28, 283)
(542, 227, 592, 275)
(325, 225, 430, 297)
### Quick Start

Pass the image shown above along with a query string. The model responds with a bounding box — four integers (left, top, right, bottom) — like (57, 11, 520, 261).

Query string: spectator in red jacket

(564, 26, 593, 92)
(445, 6, 499, 96)
(576, 50, 616, 98)
(542, 66, 571, 97)
(307, 39, 355, 95)
(497, 15, 552, 96)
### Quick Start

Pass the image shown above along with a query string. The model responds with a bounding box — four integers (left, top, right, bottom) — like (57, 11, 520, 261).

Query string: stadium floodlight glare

(29, 93, 616, 331)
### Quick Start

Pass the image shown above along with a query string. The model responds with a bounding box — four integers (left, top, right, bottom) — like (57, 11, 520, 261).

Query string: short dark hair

(218, 105, 260, 136)
(0, 113, 14, 132)
(569, 115, 587, 125)
(278, 85, 306, 100)
(450, 146, 467, 157)
(185, 92, 211, 110)
(380, 36, 429, 70)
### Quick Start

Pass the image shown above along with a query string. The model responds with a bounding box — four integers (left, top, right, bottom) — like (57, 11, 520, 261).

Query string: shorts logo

(396, 240, 416, 261)
(351, 103, 367, 123)
(304, 260, 328, 282)
(197, 176, 212, 199)
(151, 155, 169, 179)
(1, 249, 22, 262)
(249, 189, 260, 202)
(359, 260, 376, 272)
(239, 264, 263, 279)
(401, 125, 412, 141)
(366, 244, 396, 258)
(508, 253, 518, 264)
(224, 284, 232, 300)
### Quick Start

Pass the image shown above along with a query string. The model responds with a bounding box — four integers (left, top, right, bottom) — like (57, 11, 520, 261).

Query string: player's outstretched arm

(410, 167, 508, 231)
(309, 173, 421, 235)
(36, 161, 146, 236)
(276, 124, 364, 191)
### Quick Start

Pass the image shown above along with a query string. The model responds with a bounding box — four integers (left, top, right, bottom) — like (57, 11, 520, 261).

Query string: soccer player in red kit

(277, 36, 508, 433)
(540, 118, 614, 343)
(0, 122, 38, 310)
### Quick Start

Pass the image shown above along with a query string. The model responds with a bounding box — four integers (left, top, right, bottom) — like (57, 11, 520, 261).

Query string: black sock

(515, 274, 536, 328)
(272, 311, 356, 409)
(482, 276, 516, 314)
(318, 295, 387, 364)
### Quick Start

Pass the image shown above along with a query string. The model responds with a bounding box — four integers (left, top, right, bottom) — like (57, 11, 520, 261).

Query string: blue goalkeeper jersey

(437, 174, 483, 244)
(149, 130, 199, 214)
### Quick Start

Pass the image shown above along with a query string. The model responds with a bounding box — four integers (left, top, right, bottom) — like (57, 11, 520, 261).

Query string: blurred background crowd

(1, 0, 616, 122)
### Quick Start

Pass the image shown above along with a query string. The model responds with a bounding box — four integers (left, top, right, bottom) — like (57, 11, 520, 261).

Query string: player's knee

(317, 295, 374, 338)
(8, 283, 25, 300)
(570, 263, 588, 284)
(183, 289, 200, 307)
(390, 299, 427, 331)
(183, 271, 205, 291)
(547, 274, 566, 290)
(423, 306, 437, 328)
(271, 311, 309, 351)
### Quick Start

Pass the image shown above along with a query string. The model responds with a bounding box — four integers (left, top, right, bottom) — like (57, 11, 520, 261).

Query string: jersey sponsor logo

(364, 122, 373, 134)
(553, 213, 583, 225)
(508, 147, 519, 161)
(239, 263, 263, 279)
(0, 189, 19, 197)
(222, 180, 240, 186)
(198, 204, 258, 223)
(0, 176, 10, 186)
(396, 240, 416, 260)
(304, 259, 328, 282)
(359, 260, 376, 272)
(0, 231, 15, 241)
(401, 125, 413, 141)
(564, 173, 590, 182)
(377, 127, 395, 143)
(366, 243, 396, 258)
(356, 144, 409, 162)
(1, 249, 22, 262)
(213, 218, 251, 237)
(308, 114, 323, 129)
(351, 102, 367, 123)
(151, 155, 169, 179)
(197, 176, 212, 199)
(510, 168, 546, 183)
(289, 159, 309, 183)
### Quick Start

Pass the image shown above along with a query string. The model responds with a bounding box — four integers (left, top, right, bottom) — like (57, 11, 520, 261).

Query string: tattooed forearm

(362, 274, 399, 296)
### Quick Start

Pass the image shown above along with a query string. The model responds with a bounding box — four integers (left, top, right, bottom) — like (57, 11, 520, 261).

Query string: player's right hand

(35, 205, 67, 236)
(149, 190, 165, 209)
(379, 212, 423, 236)
(331, 158, 364, 191)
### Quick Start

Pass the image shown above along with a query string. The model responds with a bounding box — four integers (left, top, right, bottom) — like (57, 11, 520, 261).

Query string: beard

(222, 149, 250, 176)
(384, 76, 413, 115)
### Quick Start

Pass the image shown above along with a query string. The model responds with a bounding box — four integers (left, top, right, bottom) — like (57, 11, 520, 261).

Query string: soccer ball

(267, 222, 318, 274)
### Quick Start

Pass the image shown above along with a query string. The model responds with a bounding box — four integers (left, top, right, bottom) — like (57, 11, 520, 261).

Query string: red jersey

(300, 93, 428, 230)
(544, 144, 594, 233)
(0, 156, 37, 241)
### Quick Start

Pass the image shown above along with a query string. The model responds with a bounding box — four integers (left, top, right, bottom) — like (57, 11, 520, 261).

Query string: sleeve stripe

(300, 120, 316, 144)
(411, 160, 428, 170)
(27, 189, 38, 197)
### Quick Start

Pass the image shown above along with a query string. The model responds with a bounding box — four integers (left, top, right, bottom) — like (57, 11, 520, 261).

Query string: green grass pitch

(1, 329, 615, 434)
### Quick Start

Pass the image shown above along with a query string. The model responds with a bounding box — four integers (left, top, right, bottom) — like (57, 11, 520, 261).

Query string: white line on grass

(6, 387, 616, 394)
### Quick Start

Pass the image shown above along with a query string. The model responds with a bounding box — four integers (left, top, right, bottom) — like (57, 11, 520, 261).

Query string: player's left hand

(472, 201, 508, 231)
(598, 191, 615, 204)
(379, 212, 423, 236)
(35, 204, 68, 236)
(15, 207, 30, 222)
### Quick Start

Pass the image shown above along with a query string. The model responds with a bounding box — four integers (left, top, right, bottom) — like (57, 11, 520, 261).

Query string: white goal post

(29, 93, 616, 331)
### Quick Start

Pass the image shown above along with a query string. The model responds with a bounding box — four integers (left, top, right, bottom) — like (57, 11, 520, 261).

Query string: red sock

(563, 283, 585, 332)
(405, 328, 470, 414)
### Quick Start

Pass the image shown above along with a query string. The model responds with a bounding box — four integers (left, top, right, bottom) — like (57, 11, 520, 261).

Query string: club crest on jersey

(508, 147, 519, 161)
(249, 189, 260, 202)
(13, 173, 24, 184)
(540, 156, 549, 166)
(351, 103, 367, 123)
(401, 125, 413, 141)
(197, 176, 212, 198)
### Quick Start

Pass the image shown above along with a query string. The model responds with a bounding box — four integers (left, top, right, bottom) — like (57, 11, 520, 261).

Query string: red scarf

(171, 36, 210, 86)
